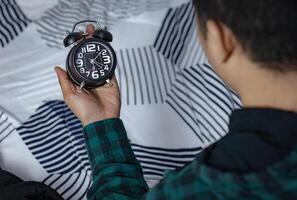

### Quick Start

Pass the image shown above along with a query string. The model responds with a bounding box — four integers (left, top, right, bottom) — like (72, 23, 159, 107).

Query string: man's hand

(55, 24, 121, 127)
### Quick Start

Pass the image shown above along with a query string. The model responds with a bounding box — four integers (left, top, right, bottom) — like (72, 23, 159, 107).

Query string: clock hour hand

(89, 58, 96, 70)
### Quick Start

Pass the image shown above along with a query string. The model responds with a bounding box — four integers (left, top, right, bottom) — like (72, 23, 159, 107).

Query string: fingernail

(54, 66, 60, 71)
(54, 67, 60, 76)
(87, 24, 94, 28)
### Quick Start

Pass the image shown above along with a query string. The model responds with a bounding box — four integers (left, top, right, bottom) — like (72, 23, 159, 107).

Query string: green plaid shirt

(84, 118, 297, 200)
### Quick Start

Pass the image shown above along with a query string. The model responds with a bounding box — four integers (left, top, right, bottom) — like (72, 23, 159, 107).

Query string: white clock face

(74, 40, 115, 81)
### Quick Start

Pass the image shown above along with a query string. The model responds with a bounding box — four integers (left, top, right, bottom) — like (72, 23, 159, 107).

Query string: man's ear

(205, 20, 236, 65)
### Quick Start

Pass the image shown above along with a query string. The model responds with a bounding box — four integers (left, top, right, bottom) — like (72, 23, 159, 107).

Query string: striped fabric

(34, 0, 172, 49)
(132, 144, 201, 180)
(0, 0, 31, 47)
(17, 100, 202, 199)
(167, 63, 242, 145)
(152, 1, 242, 145)
(116, 46, 175, 105)
(114, 3, 209, 108)
(18, 101, 90, 174)
(42, 172, 92, 200)
(0, 111, 17, 143)
(154, 1, 206, 67)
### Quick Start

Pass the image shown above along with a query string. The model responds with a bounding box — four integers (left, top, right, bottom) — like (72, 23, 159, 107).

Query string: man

(55, 0, 297, 199)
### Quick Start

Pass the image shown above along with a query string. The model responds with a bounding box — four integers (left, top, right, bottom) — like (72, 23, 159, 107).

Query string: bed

(0, 0, 242, 199)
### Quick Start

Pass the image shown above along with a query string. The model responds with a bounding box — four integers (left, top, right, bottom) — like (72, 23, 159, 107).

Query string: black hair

(193, 0, 297, 72)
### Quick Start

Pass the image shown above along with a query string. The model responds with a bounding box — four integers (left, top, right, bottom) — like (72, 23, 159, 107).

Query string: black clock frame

(66, 37, 117, 89)
(64, 20, 117, 89)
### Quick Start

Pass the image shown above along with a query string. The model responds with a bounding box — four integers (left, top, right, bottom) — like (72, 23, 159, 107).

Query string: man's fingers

(86, 24, 95, 33)
(86, 24, 95, 38)
(55, 66, 74, 95)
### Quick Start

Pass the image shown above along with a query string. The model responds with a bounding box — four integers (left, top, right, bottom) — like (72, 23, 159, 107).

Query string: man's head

(193, 0, 297, 92)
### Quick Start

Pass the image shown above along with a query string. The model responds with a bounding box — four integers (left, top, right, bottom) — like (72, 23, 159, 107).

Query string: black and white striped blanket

(0, 0, 242, 199)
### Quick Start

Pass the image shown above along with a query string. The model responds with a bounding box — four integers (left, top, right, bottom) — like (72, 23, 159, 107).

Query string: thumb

(55, 66, 74, 95)
(86, 24, 95, 38)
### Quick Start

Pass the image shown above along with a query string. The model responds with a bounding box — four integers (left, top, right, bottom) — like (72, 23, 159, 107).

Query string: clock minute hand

(94, 51, 103, 60)
(93, 60, 106, 68)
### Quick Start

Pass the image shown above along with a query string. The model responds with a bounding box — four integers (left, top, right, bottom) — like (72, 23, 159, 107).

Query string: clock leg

(105, 79, 113, 87)
(80, 81, 86, 90)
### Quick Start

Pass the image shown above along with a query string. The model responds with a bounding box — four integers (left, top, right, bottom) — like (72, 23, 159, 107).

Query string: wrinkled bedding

(0, 0, 242, 199)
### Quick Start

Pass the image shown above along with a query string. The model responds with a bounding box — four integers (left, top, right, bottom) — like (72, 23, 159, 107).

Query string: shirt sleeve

(83, 118, 149, 200)
(83, 118, 216, 200)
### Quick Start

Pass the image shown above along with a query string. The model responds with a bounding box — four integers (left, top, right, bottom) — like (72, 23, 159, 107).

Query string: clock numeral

(104, 65, 109, 70)
(103, 55, 111, 64)
(100, 69, 105, 76)
(80, 68, 85, 73)
(92, 71, 99, 79)
(78, 52, 83, 58)
(86, 44, 96, 52)
(97, 45, 101, 51)
(76, 59, 83, 67)
(82, 47, 86, 53)
(102, 49, 107, 56)
(86, 71, 90, 77)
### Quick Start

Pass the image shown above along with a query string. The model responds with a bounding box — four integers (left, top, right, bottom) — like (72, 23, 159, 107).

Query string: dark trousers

(0, 169, 63, 200)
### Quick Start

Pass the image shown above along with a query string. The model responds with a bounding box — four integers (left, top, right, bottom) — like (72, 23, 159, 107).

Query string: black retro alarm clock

(63, 20, 117, 89)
